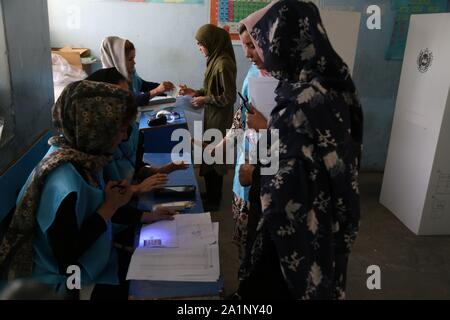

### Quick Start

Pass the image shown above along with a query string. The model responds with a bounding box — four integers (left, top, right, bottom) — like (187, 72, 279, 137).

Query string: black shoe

(203, 202, 220, 212)
(225, 291, 241, 300)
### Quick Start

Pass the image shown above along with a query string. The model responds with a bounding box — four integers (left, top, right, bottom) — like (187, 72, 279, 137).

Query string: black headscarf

(243, 0, 364, 299)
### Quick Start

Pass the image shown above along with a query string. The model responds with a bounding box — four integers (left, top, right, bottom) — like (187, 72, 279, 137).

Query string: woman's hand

(192, 96, 206, 108)
(135, 165, 157, 180)
(155, 81, 175, 94)
(141, 207, 177, 224)
(247, 105, 268, 131)
(159, 161, 189, 174)
(133, 173, 168, 195)
(239, 164, 255, 187)
(178, 84, 196, 97)
(98, 180, 134, 221)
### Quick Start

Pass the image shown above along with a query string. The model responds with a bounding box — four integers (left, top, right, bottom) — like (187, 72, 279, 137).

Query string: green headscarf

(0, 80, 137, 280)
(195, 24, 236, 94)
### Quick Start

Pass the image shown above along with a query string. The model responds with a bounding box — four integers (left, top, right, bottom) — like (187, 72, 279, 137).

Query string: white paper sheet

(138, 213, 213, 248)
(126, 244, 220, 282)
(127, 222, 220, 282)
(138, 220, 178, 248)
(248, 76, 279, 120)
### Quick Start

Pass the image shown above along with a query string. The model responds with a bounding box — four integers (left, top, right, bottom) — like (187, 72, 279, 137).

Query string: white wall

(47, 0, 250, 92)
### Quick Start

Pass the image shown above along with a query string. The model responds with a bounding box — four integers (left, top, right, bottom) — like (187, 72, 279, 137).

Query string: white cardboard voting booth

(380, 13, 450, 235)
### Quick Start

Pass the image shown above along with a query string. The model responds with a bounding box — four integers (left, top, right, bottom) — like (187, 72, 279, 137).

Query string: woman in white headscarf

(101, 36, 174, 106)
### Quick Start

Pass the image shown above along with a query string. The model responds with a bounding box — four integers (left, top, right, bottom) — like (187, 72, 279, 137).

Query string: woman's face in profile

(126, 50, 136, 74)
(240, 31, 264, 70)
(110, 123, 131, 152)
(197, 42, 209, 58)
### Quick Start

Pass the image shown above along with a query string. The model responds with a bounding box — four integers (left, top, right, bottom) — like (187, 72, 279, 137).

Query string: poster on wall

(386, 0, 447, 60)
(209, 0, 272, 44)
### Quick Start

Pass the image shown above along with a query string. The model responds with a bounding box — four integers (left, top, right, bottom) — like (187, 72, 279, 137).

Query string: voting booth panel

(380, 13, 450, 235)
(321, 10, 361, 74)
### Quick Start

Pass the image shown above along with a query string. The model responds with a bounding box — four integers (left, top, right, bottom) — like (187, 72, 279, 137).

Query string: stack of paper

(126, 213, 220, 282)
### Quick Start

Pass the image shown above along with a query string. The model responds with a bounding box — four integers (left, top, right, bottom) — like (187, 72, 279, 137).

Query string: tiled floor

(196, 170, 450, 299)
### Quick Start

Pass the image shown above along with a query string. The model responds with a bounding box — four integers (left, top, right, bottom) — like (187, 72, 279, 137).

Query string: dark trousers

(203, 170, 223, 206)
(238, 229, 293, 300)
(90, 226, 135, 300)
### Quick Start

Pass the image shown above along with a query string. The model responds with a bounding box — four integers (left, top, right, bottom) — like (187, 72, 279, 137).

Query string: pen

(112, 183, 127, 194)
(238, 92, 252, 114)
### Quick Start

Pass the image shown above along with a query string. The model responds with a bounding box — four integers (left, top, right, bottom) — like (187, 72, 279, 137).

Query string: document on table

(248, 76, 279, 120)
(127, 222, 220, 282)
(176, 213, 216, 247)
(138, 213, 215, 248)
(138, 220, 178, 248)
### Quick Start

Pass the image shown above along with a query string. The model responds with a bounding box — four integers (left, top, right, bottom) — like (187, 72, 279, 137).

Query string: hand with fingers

(178, 84, 196, 97)
(192, 96, 206, 108)
(159, 161, 189, 174)
(141, 207, 178, 224)
(247, 104, 268, 131)
(156, 81, 175, 94)
(135, 173, 169, 194)
(98, 180, 134, 221)
(239, 164, 255, 187)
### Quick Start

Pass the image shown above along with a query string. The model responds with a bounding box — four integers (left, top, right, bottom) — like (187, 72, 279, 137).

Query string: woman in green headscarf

(180, 24, 237, 210)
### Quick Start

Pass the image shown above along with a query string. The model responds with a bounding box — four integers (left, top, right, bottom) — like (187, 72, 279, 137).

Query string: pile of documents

(126, 213, 220, 282)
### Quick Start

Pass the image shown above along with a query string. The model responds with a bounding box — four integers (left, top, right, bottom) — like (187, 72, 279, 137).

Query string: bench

(0, 131, 53, 239)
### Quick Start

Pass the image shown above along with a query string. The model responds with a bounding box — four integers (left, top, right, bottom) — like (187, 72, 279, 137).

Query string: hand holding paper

(247, 104, 268, 131)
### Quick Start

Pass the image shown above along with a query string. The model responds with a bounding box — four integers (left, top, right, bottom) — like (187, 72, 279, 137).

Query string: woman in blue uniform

(0, 81, 176, 298)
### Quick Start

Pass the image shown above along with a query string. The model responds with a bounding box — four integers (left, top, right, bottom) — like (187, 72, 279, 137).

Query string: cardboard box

(51, 46, 90, 69)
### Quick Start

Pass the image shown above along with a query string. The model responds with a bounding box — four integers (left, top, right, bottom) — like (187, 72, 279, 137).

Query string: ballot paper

(137, 97, 176, 113)
(127, 221, 220, 282)
(148, 96, 176, 106)
(126, 242, 219, 282)
(176, 213, 216, 248)
(248, 76, 278, 120)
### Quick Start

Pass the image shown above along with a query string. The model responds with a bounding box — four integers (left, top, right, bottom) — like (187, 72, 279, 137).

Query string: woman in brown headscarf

(0, 81, 175, 299)
(180, 24, 237, 210)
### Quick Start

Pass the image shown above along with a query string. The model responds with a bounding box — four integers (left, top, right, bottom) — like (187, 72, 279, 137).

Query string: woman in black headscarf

(238, 0, 364, 300)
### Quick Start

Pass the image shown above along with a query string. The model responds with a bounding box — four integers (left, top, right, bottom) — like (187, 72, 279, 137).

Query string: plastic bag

(51, 53, 87, 85)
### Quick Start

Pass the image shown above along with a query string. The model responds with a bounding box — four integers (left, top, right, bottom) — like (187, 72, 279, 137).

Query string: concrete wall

(0, 0, 54, 174)
(47, 0, 250, 96)
(46, 0, 450, 171)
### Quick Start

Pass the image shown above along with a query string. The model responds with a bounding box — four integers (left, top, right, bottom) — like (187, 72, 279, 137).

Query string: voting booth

(380, 13, 450, 235)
